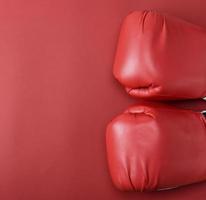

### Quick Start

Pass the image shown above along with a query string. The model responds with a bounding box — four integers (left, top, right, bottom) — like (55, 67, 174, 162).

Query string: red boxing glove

(113, 11, 206, 100)
(106, 104, 206, 191)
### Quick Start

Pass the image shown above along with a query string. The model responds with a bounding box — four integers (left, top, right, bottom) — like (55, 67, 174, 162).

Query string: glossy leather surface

(106, 104, 206, 191)
(1, 1, 206, 199)
(113, 11, 206, 100)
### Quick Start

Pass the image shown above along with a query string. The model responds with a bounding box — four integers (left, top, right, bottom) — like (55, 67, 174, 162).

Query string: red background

(0, 0, 206, 199)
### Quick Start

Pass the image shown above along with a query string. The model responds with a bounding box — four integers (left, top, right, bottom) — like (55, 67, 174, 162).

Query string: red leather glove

(113, 11, 206, 100)
(106, 103, 206, 191)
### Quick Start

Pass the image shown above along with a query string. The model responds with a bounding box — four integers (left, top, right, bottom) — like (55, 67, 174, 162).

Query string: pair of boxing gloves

(106, 10, 206, 191)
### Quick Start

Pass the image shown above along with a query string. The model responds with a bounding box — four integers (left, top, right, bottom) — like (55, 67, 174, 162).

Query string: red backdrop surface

(0, 0, 206, 199)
